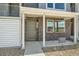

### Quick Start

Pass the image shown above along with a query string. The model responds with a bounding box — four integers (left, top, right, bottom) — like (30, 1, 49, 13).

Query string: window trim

(47, 19, 54, 33)
(46, 3, 54, 9)
(46, 3, 66, 11)
(8, 3, 20, 17)
(47, 19, 65, 33)
(54, 20, 65, 33)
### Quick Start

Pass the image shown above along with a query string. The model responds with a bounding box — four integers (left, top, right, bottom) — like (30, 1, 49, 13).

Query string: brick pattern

(38, 18, 72, 41)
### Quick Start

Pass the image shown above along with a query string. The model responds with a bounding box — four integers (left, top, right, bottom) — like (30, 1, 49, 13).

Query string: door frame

(22, 14, 25, 49)
(25, 17, 37, 41)
(21, 14, 39, 49)
(21, 13, 46, 49)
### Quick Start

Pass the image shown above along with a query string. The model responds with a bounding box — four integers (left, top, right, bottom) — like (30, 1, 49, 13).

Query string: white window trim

(47, 19, 66, 33)
(46, 3, 66, 11)
(54, 20, 66, 33)
(47, 19, 54, 33)
(46, 3, 54, 10)
(64, 18, 66, 33)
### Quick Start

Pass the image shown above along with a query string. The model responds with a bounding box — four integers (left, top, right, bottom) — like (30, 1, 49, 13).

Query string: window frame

(47, 3, 54, 9)
(47, 19, 65, 33)
(54, 20, 65, 33)
(47, 19, 54, 33)
(46, 3, 66, 11)
(8, 3, 20, 17)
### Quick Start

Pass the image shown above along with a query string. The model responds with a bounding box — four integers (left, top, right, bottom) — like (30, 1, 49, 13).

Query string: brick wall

(38, 18, 72, 40)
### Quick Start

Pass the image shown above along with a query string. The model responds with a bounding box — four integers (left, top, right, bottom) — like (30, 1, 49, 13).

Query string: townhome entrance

(21, 7, 79, 49)
(25, 17, 39, 41)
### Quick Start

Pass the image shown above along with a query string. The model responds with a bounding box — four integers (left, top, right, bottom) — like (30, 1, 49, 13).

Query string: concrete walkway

(24, 41, 45, 56)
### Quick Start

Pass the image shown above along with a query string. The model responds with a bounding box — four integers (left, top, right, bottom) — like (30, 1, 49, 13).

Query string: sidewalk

(24, 41, 45, 56)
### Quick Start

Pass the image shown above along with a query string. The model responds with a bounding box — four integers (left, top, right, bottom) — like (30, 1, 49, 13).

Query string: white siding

(0, 18, 21, 47)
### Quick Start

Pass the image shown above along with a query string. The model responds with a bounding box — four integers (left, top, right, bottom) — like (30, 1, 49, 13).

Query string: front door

(25, 18, 37, 41)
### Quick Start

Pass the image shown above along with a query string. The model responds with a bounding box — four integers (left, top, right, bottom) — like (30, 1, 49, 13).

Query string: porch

(21, 7, 79, 49)
(24, 40, 74, 55)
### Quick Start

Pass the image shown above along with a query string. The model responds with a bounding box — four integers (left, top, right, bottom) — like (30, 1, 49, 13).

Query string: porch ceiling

(21, 7, 79, 18)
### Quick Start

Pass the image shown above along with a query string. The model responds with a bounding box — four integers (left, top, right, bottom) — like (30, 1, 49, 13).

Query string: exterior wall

(39, 3, 71, 12)
(21, 3, 72, 12)
(0, 3, 19, 17)
(66, 3, 71, 11)
(9, 3, 20, 17)
(38, 18, 71, 40)
(71, 19, 74, 35)
(75, 3, 79, 41)
(38, 17, 43, 40)
(38, 3, 46, 9)
(0, 3, 9, 16)
(0, 17, 21, 47)
(22, 3, 39, 8)
(21, 3, 74, 41)
(75, 3, 79, 12)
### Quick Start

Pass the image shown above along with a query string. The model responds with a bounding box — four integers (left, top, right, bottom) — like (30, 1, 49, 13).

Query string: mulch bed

(43, 44, 79, 56)
(0, 48, 25, 56)
(43, 48, 79, 56)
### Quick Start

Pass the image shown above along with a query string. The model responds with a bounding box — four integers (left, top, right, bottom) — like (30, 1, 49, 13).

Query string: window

(55, 3, 65, 9)
(47, 3, 53, 8)
(54, 20, 65, 32)
(9, 3, 20, 17)
(47, 19, 65, 33)
(47, 20, 54, 33)
(47, 3, 65, 10)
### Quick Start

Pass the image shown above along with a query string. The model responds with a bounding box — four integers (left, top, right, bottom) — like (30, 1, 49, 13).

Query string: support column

(22, 14, 25, 49)
(43, 14, 45, 47)
(76, 16, 79, 41)
(74, 16, 78, 44)
(77, 16, 79, 41)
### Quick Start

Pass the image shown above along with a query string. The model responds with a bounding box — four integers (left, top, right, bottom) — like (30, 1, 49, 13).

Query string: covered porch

(21, 7, 79, 49)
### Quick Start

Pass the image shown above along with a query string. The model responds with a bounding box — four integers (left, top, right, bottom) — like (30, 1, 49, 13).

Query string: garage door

(0, 18, 21, 47)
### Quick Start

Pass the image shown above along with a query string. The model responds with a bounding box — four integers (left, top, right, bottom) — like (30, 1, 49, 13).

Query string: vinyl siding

(0, 17, 21, 47)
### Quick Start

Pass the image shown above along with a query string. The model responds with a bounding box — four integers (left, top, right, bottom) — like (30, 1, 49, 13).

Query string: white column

(43, 14, 45, 47)
(76, 16, 78, 41)
(22, 14, 25, 49)
(74, 16, 78, 44)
